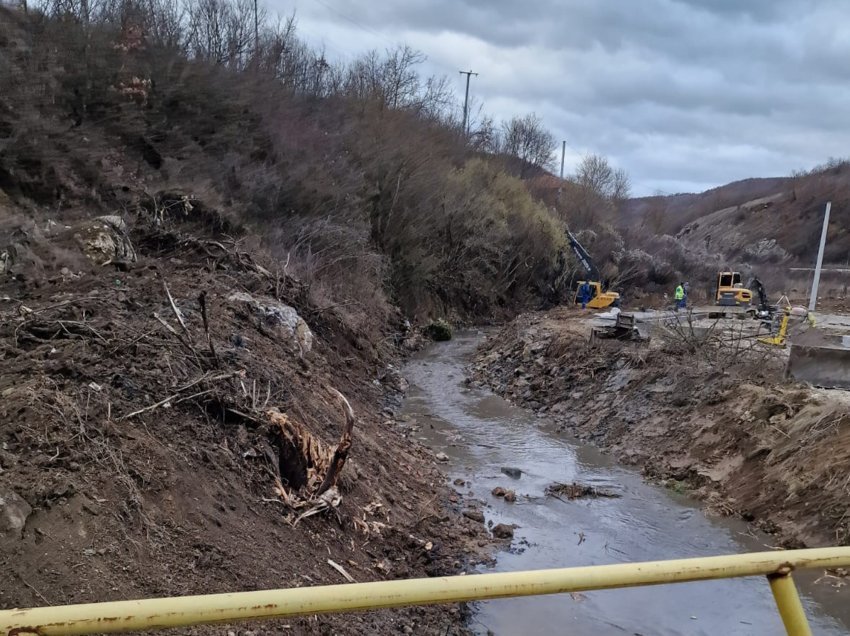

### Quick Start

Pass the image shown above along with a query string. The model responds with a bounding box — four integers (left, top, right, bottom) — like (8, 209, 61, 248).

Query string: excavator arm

(566, 230, 601, 282)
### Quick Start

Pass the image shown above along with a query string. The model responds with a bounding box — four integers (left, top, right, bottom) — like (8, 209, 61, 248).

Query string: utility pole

(808, 200, 831, 312)
(559, 140, 566, 179)
(558, 140, 566, 204)
(459, 70, 478, 135)
(254, 0, 259, 61)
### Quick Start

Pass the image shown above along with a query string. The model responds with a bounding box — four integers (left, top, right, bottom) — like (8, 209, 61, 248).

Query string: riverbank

(0, 216, 491, 635)
(469, 308, 850, 550)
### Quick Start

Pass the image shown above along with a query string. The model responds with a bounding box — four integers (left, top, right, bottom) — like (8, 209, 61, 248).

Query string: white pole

(808, 201, 831, 312)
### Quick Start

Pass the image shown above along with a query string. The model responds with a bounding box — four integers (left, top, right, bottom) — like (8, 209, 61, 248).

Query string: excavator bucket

(787, 330, 850, 389)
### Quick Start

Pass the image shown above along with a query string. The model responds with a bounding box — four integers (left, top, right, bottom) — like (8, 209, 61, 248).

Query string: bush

(424, 319, 453, 341)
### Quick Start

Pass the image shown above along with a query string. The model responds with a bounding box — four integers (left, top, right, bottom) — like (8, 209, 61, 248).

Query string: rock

(491, 487, 506, 497)
(73, 216, 137, 265)
(500, 467, 522, 479)
(453, 478, 466, 486)
(435, 452, 449, 462)
(0, 489, 32, 539)
(462, 509, 485, 523)
(424, 319, 452, 342)
(492, 523, 514, 539)
(228, 292, 313, 355)
(0, 489, 31, 538)
(379, 365, 409, 393)
(503, 490, 517, 503)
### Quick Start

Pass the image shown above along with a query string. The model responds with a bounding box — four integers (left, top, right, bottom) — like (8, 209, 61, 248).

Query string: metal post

(767, 571, 813, 636)
(558, 140, 566, 203)
(808, 201, 831, 312)
(559, 140, 566, 180)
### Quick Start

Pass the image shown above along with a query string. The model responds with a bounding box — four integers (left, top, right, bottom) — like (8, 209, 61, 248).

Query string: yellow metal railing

(2, 547, 849, 636)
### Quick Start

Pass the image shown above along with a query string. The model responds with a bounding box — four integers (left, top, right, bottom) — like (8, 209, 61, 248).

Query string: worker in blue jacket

(579, 281, 592, 309)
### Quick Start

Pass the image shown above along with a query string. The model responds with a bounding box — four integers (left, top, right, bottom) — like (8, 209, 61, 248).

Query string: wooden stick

(120, 371, 242, 420)
(198, 292, 220, 367)
(163, 280, 192, 340)
(153, 313, 202, 368)
(327, 559, 356, 583)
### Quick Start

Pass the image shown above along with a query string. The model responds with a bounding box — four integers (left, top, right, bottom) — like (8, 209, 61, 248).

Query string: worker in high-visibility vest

(674, 283, 685, 310)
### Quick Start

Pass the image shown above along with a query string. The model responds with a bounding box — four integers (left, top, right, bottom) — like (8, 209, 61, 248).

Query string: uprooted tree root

(267, 388, 357, 524)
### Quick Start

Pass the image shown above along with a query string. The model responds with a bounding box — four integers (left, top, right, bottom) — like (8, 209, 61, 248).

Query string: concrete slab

(788, 330, 850, 389)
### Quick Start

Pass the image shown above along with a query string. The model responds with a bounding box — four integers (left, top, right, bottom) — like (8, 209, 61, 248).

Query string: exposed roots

(268, 388, 356, 518)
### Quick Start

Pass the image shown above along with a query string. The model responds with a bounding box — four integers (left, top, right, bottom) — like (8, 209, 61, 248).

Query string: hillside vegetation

(0, 3, 568, 331)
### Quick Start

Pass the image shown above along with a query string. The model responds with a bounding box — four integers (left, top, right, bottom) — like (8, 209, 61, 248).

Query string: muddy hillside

(0, 208, 493, 634)
(470, 308, 850, 549)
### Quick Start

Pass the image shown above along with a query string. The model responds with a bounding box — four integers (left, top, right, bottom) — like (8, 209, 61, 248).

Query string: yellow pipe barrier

(769, 570, 814, 636)
(2, 547, 849, 635)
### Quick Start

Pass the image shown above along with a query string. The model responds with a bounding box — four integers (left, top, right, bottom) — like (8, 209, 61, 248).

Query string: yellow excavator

(715, 271, 753, 306)
(567, 230, 620, 309)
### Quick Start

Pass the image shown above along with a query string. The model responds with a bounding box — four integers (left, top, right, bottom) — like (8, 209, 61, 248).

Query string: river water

(401, 332, 850, 636)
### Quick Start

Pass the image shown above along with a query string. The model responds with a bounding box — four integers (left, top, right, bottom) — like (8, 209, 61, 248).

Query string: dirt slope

(471, 308, 850, 549)
(624, 165, 850, 267)
(0, 210, 491, 634)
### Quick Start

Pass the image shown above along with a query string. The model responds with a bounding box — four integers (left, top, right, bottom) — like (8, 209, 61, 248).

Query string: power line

(311, 0, 397, 49)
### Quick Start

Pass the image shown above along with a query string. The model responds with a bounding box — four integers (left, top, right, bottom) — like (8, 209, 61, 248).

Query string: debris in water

(500, 467, 522, 479)
(545, 482, 620, 500)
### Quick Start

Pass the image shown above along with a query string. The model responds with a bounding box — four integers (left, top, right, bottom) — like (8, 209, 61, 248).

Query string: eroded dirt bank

(470, 307, 850, 549)
(0, 212, 490, 635)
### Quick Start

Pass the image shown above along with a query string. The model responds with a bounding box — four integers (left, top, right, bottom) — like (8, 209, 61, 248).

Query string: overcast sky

(277, 0, 850, 196)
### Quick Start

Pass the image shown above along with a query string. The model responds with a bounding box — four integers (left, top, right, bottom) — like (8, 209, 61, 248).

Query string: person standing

(674, 283, 685, 310)
(579, 281, 592, 309)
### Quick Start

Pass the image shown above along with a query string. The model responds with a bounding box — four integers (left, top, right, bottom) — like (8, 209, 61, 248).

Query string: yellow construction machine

(758, 306, 816, 347)
(567, 230, 620, 309)
(715, 271, 753, 306)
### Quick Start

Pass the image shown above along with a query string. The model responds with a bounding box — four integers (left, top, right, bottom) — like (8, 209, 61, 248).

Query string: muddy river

(401, 332, 850, 635)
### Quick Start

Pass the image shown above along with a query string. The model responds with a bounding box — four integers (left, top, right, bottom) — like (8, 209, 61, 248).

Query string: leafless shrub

(659, 313, 785, 378)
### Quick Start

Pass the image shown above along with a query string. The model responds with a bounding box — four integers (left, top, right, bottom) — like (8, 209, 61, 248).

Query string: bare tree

(380, 45, 424, 109)
(470, 114, 498, 153)
(500, 113, 555, 177)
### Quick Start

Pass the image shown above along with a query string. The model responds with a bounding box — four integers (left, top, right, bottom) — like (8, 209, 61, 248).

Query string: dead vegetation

(545, 482, 621, 501)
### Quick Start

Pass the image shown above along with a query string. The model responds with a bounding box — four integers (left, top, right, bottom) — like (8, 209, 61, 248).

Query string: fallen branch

(327, 558, 356, 583)
(120, 371, 243, 420)
(153, 313, 202, 368)
(198, 291, 220, 368)
(163, 280, 195, 342)
(545, 482, 621, 500)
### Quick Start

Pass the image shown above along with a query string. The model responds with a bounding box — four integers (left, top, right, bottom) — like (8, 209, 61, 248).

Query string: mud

(403, 331, 850, 635)
(0, 214, 491, 634)
(470, 308, 850, 549)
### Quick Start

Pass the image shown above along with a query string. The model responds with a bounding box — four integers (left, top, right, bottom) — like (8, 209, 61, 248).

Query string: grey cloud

(287, 0, 850, 194)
